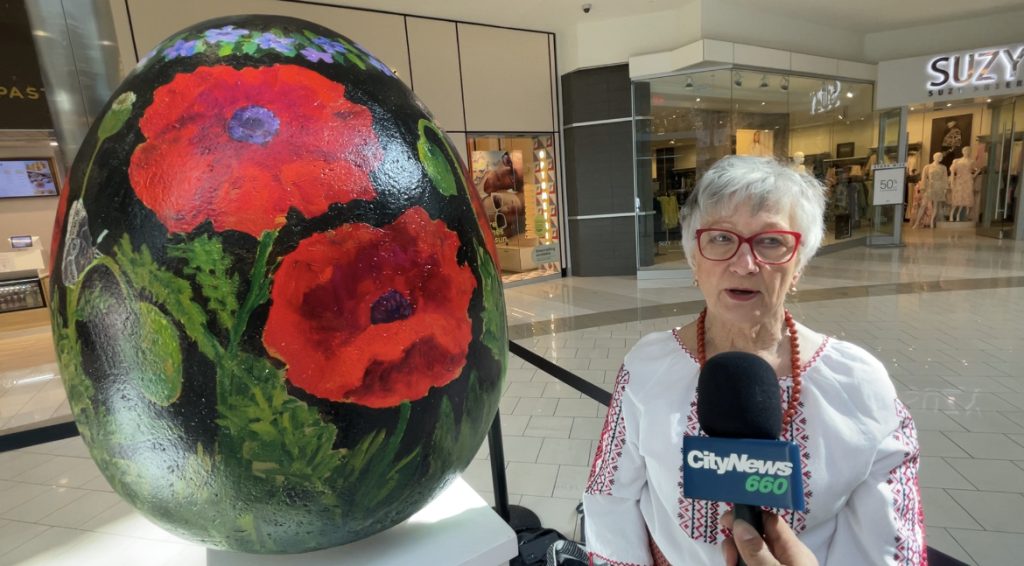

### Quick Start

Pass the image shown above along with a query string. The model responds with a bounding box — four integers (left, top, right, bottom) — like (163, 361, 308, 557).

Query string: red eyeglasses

(695, 228, 802, 264)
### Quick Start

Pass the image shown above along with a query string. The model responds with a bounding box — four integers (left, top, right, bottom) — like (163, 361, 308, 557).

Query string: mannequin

(750, 130, 770, 157)
(792, 151, 806, 174)
(912, 152, 948, 229)
(948, 145, 977, 221)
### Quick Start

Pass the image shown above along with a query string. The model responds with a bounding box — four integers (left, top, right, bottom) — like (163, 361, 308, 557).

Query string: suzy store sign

(927, 45, 1024, 97)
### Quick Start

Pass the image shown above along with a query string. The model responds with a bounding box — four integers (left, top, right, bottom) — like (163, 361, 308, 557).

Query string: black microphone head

(696, 351, 782, 439)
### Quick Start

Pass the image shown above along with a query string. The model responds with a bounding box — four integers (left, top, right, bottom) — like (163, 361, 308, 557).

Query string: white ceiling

(316, 0, 1024, 34)
(723, 0, 1024, 32)
(307, 0, 683, 32)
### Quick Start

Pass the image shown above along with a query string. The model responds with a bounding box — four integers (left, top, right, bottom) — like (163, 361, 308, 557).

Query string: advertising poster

(0, 159, 58, 197)
(931, 114, 972, 168)
(471, 150, 525, 244)
(736, 129, 773, 157)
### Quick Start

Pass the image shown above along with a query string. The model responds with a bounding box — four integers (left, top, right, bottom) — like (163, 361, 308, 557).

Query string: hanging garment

(657, 195, 679, 230)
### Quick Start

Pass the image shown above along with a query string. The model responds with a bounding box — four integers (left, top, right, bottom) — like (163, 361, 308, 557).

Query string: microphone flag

(682, 435, 805, 511)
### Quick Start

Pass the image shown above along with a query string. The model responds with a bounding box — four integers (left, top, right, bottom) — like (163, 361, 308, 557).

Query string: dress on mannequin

(925, 162, 948, 202)
(949, 159, 975, 207)
(912, 153, 948, 229)
(948, 146, 977, 221)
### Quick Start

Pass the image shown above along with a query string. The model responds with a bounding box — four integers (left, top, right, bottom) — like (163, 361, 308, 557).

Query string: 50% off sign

(872, 164, 906, 206)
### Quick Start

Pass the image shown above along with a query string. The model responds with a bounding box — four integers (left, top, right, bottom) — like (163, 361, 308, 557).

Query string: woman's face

(693, 204, 801, 326)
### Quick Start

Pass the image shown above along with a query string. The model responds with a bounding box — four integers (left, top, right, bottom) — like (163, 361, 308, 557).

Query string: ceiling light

(733, 71, 743, 87)
(695, 97, 701, 102)
(986, 98, 992, 102)
(761, 101, 766, 105)
(780, 76, 789, 91)
(685, 76, 694, 89)
(759, 74, 768, 88)
(946, 103, 952, 107)
(846, 91, 854, 98)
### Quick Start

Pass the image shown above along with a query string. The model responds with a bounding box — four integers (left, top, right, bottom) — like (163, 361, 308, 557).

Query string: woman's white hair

(680, 156, 827, 273)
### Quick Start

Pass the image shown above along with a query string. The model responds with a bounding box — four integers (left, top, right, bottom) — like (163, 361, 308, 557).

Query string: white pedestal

(0, 248, 45, 276)
(208, 477, 517, 566)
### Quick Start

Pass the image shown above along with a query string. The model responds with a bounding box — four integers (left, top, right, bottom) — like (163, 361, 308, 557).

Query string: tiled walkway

(2, 227, 1023, 564)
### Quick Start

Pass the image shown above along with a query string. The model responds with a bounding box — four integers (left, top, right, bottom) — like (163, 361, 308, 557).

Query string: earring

(692, 279, 699, 288)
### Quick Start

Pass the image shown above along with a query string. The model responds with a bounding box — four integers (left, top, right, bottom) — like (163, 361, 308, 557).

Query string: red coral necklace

(696, 308, 802, 427)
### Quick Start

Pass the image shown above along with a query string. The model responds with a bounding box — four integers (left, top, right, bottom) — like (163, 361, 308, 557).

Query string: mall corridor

(0, 228, 1022, 564)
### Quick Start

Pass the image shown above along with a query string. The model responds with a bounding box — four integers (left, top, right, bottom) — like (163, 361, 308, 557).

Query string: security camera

(582, 3, 592, 13)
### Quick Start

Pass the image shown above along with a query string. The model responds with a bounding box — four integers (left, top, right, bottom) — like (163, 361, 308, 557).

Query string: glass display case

(0, 274, 46, 314)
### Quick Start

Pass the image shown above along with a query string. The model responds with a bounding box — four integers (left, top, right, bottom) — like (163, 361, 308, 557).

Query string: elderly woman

(583, 157, 925, 566)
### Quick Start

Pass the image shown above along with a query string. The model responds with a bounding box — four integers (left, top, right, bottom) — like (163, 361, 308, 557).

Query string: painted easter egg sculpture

(49, 15, 507, 553)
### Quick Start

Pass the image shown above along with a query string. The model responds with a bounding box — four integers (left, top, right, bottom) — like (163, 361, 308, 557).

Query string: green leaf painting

(96, 92, 136, 141)
(476, 242, 508, 377)
(114, 236, 221, 360)
(216, 352, 340, 484)
(168, 234, 239, 332)
(134, 303, 184, 406)
(417, 119, 459, 197)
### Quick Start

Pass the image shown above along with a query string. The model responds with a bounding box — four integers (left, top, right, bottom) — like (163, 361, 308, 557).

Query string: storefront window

(633, 69, 876, 271)
(903, 99, 1014, 235)
(467, 134, 562, 284)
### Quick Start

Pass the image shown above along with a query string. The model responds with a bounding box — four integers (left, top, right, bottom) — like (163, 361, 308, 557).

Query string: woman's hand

(720, 510, 819, 566)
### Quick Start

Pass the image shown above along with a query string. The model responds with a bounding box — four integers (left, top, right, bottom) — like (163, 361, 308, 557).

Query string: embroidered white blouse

(583, 330, 926, 566)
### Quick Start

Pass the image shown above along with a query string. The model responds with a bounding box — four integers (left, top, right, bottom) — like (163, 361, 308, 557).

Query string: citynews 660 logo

(681, 437, 806, 511)
(685, 449, 794, 496)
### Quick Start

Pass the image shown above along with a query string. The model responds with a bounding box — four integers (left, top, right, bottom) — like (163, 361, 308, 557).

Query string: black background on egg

(53, 15, 502, 499)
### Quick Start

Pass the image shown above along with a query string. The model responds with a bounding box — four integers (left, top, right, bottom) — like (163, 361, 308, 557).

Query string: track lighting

(733, 71, 742, 87)
(780, 76, 789, 91)
(685, 76, 694, 89)
(759, 74, 768, 88)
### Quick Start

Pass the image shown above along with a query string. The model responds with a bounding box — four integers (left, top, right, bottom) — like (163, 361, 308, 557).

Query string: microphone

(683, 352, 805, 563)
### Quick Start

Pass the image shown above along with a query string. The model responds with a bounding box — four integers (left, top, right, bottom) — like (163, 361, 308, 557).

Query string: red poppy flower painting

(129, 64, 381, 236)
(263, 207, 477, 408)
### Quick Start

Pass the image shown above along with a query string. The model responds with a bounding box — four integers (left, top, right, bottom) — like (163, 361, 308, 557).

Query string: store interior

(904, 97, 1021, 239)
(635, 69, 882, 271)
(467, 134, 562, 284)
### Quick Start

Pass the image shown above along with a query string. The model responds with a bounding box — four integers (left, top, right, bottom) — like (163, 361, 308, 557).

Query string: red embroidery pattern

(801, 337, 829, 374)
(889, 399, 928, 566)
(586, 365, 631, 495)
(587, 551, 647, 566)
(776, 384, 811, 532)
(677, 398, 728, 544)
(672, 328, 701, 365)
(774, 336, 829, 532)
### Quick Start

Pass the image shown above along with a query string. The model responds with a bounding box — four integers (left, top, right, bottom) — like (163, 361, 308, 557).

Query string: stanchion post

(487, 412, 541, 530)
